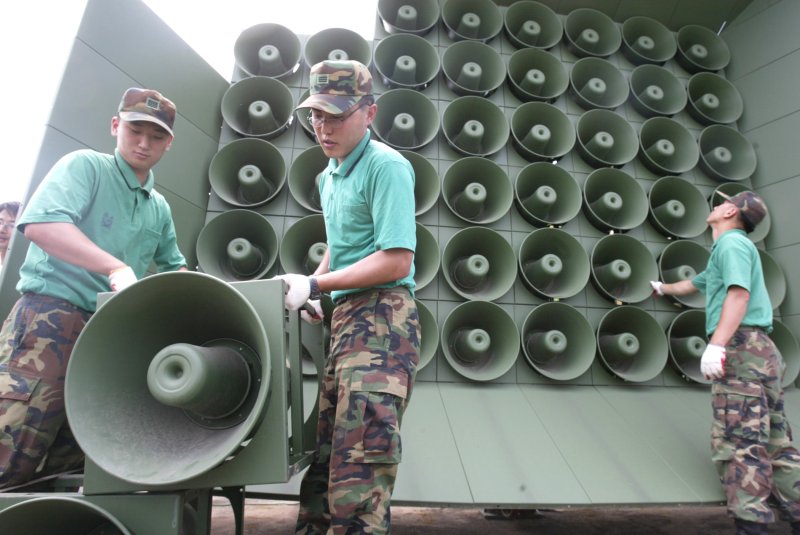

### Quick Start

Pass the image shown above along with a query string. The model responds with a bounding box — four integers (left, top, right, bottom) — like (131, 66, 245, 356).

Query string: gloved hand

(701, 343, 726, 380)
(650, 280, 664, 296)
(301, 299, 323, 325)
(109, 266, 137, 291)
(273, 274, 311, 310)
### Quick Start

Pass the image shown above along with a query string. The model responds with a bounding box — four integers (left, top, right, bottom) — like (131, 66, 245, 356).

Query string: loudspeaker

(518, 227, 590, 300)
(510, 101, 576, 162)
(440, 300, 520, 382)
(220, 76, 294, 139)
(196, 210, 279, 282)
(582, 167, 649, 232)
(441, 40, 506, 97)
(414, 222, 441, 292)
(442, 96, 510, 157)
(377, 0, 440, 36)
(441, 0, 503, 42)
(576, 109, 639, 168)
(65, 273, 300, 489)
(441, 226, 517, 302)
(649, 176, 710, 239)
(303, 27, 372, 67)
(372, 88, 440, 151)
(629, 64, 687, 118)
(569, 57, 629, 110)
(620, 16, 677, 65)
(591, 233, 658, 304)
(503, 0, 563, 50)
(666, 309, 709, 384)
(442, 156, 513, 224)
(563, 7, 622, 58)
(772, 319, 800, 388)
(710, 184, 771, 243)
(686, 72, 744, 125)
(676, 24, 731, 73)
(399, 150, 440, 216)
(596, 305, 669, 382)
(515, 162, 582, 227)
(638, 117, 700, 175)
(507, 47, 569, 102)
(759, 249, 787, 309)
(278, 214, 327, 276)
(657, 239, 709, 309)
(415, 299, 439, 371)
(208, 138, 286, 208)
(295, 89, 316, 141)
(374, 33, 440, 90)
(233, 23, 302, 80)
(521, 302, 596, 381)
(288, 145, 327, 214)
(0, 496, 131, 534)
(698, 124, 757, 182)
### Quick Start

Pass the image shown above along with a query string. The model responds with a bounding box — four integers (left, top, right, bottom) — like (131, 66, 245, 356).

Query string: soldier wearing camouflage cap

(275, 60, 420, 534)
(0, 87, 187, 489)
(651, 191, 800, 535)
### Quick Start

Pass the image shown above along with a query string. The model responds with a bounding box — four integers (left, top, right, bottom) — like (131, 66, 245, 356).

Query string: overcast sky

(0, 0, 377, 204)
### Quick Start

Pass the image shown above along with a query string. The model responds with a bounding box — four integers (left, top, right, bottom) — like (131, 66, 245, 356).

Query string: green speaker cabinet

(66, 273, 320, 494)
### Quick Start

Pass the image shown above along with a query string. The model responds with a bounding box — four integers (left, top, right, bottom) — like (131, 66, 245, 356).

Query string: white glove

(273, 274, 311, 310)
(650, 280, 664, 296)
(109, 266, 137, 291)
(301, 299, 323, 325)
(701, 343, 726, 380)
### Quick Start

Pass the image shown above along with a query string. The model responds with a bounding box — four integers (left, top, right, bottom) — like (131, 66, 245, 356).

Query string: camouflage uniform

(0, 294, 91, 487)
(296, 287, 420, 535)
(712, 326, 800, 524)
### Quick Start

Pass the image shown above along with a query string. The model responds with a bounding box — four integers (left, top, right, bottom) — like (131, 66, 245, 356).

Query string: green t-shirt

(692, 229, 772, 336)
(16, 149, 186, 311)
(319, 131, 416, 303)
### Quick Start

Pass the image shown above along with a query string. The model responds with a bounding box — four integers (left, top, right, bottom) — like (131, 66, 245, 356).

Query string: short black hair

(0, 201, 20, 217)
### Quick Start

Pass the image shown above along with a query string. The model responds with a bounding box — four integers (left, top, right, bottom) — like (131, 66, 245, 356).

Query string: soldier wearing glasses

(275, 60, 420, 535)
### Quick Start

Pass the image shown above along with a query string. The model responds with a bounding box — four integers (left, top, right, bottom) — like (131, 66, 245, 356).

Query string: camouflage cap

(296, 60, 373, 115)
(717, 190, 768, 232)
(118, 87, 176, 136)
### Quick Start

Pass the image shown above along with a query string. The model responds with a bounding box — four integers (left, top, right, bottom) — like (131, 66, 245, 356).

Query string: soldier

(0, 87, 187, 489)
(651, 191, 800, 535)
(275, 60, 420, 534)
(0, 201, 20, 270)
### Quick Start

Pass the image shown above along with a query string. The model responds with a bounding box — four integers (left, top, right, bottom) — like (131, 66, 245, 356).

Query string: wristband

(309, 276, 322, 300)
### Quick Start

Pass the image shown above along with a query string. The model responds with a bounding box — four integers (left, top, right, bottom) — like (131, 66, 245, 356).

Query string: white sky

(0, 0, 377, 204)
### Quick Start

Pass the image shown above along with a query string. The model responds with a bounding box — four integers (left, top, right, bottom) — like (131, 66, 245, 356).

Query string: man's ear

(110, 116, 120, 136)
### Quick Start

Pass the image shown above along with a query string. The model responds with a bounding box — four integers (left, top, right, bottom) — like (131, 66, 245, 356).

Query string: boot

(790, 520, 800, 535)
(734, 518, 768, 535)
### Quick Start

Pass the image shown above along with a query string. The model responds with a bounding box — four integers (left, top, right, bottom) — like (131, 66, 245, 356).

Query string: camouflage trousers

(0, 293, 91, 489)
(296, 287, 420, 535)
(711, 326, 800, 524)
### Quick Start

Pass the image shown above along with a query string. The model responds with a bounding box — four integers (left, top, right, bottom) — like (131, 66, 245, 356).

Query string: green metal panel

(394, 383, 474, 504)
(724, 0, 800, 79)
(438, 383, 589, 505)
(734, 51, 800, 132)
(521, 386, 700, 504)
(747, 113, 800, 188)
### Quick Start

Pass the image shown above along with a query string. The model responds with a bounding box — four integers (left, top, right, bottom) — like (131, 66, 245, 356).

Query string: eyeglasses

(0, 219, 15, 230)
(307, 101, 369, 130)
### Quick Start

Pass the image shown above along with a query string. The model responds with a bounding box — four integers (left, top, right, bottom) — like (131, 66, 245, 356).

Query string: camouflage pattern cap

(717, 190, 768, 233)
(296, 60, 373, 115)
(118, 87, 176, 136)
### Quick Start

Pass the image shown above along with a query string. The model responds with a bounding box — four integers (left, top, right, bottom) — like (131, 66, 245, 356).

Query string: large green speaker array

(12, 0, 798, 529)
(197, 0, 794, 393)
